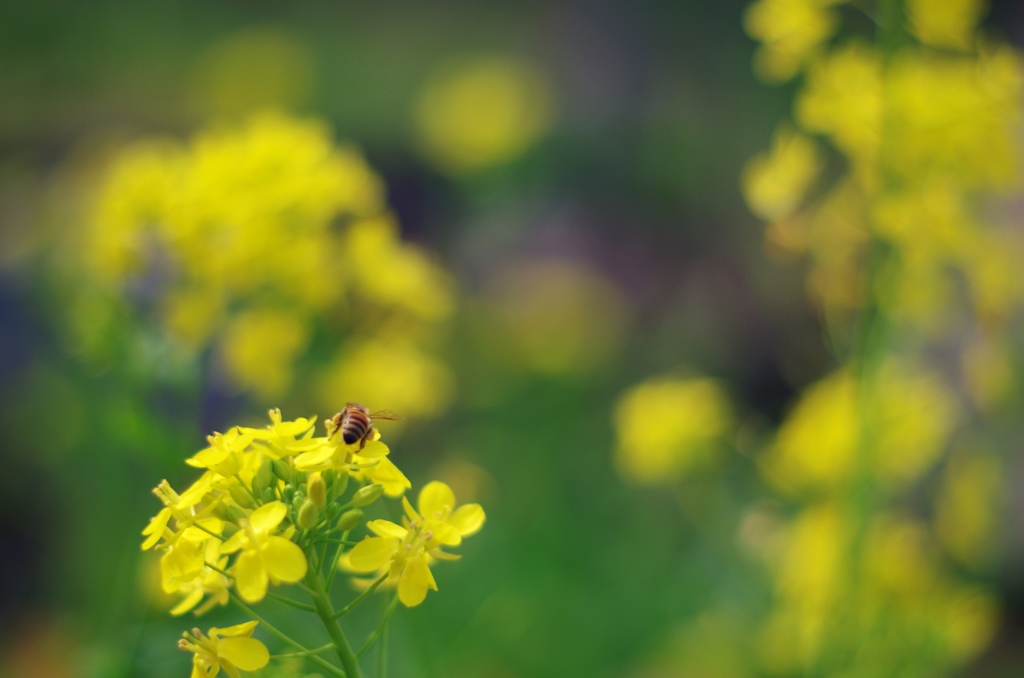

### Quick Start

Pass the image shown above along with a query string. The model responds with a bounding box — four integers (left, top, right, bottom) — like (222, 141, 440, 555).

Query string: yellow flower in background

(796, 42, 881, 174)
(318, 341, 454, 420)
(191, 27, 315, 118)
(179, 621, 269, 678)
(758, 505, 999, 673)
(936, 447, 1002, 568)
(906, 0, 986, 50)
(764, 363, 960, 494)
(614, 376, 732, 484)
(219, 309, 308, 399)
(744, 0, 845, 82)
(70, 112, 456, 414)
(414, 56, 553, 174)
(741, 125, 820, 222)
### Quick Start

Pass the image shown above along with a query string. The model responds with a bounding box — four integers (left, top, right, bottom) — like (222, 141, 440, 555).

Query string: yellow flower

(347, 481, 484, 606)
(171, 539, 232, 616)
(179, 621, 269, 678)
(220, 501, 308, 603)
(906, 0, 985, 50)
(744, 0, 843, 82)
(742, 125, 821, 222)
(613, 376, 732, 484)
(764, 363, 960, 494)
(414, 56, 553, 174)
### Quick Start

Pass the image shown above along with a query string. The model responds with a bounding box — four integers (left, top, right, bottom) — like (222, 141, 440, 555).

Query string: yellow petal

(418, 481, 455, 517)
(213, 620, 259, 638)
(235, 550, 268, 603)
(217, 637, 270, 671)
(141, 508, 172, 550)
(186, 445, 230, 469)
(262, 537, 308, 583)
(170, 589, 204, 616)
(359, 440, 390, 459)
(429, 521, 462, 547)
(220, 530, 246, 555)
(398, 555, 436, 607)
(293, 444, 336, 471)
(402, 496, 420, 522)
(349, 537, 397, 572)
(450, 504, 486, 536)
(248, 501, 287, 533)
(191, 656, 212, 678)
(367, 520, 408, 539)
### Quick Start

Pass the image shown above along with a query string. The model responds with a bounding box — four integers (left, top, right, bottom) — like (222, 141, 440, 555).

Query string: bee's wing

(368, 409, 404, 422)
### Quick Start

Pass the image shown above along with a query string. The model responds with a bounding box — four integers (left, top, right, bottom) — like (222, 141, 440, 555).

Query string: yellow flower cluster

(735, 0, 1015, 671)
(144, 406, 483, 618)
(743, 3, 1024, 333)
(758, 505, 997, 674)
(72, 113, 454, 416)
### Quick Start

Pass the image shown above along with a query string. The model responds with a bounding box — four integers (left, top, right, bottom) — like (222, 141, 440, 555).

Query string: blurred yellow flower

(907, 0, 985, 50)
(220, 309, 308, 399)
(414, 56, 553, 174)
(742, 125, 820, 221)
(764, 362, 959, 494)
(744, 0, 845, 82)
(614, 376, 732, 484)
(71, 112, 456, 413)
(759, 505, 999, 673)
(936, 447, 1001, 568)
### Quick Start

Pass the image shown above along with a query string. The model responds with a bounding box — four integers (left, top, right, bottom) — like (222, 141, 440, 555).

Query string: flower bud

(334, 472, 349, 497)
(326, 503, 341, 521)
(225, 505, 248, 524)
(254, 460, 275, 492)
(261, 488, 276, 504)
(308, 473, 327, 508)
(297, 499, 319, 530)
(336, 509, 363, 532)
(229, 483, 256, 509)
(352, 484, 384, 508)
(270, 459, 292, 483)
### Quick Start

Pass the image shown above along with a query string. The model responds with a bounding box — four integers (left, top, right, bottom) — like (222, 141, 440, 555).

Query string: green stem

(227, 591, 345, 677)
(264, 590, 317, 612)
(356, 596, 399, 659)
(271, 642, 336, 659)
(334, 574, 388, 619)
(325, 529, 352, 591)
(308, 564, 363, 678)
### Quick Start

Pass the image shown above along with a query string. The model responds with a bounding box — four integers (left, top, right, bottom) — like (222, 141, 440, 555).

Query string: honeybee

(329, 402, 403, 450)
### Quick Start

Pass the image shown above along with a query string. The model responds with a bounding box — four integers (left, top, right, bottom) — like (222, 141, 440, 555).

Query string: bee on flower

(142, 405, 487, 677)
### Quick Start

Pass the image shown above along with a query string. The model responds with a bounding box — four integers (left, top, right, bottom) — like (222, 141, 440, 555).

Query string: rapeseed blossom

(348, 481, 485, 606)
(144, 406, 485, 677)
(179, 621, 269, 678)
(69, 113, 455, 418)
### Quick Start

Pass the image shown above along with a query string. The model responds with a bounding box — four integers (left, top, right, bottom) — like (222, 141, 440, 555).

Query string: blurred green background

(2, 1, 1024, 677)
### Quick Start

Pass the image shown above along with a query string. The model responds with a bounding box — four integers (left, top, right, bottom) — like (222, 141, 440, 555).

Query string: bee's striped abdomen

(341, 403, 371, 446)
